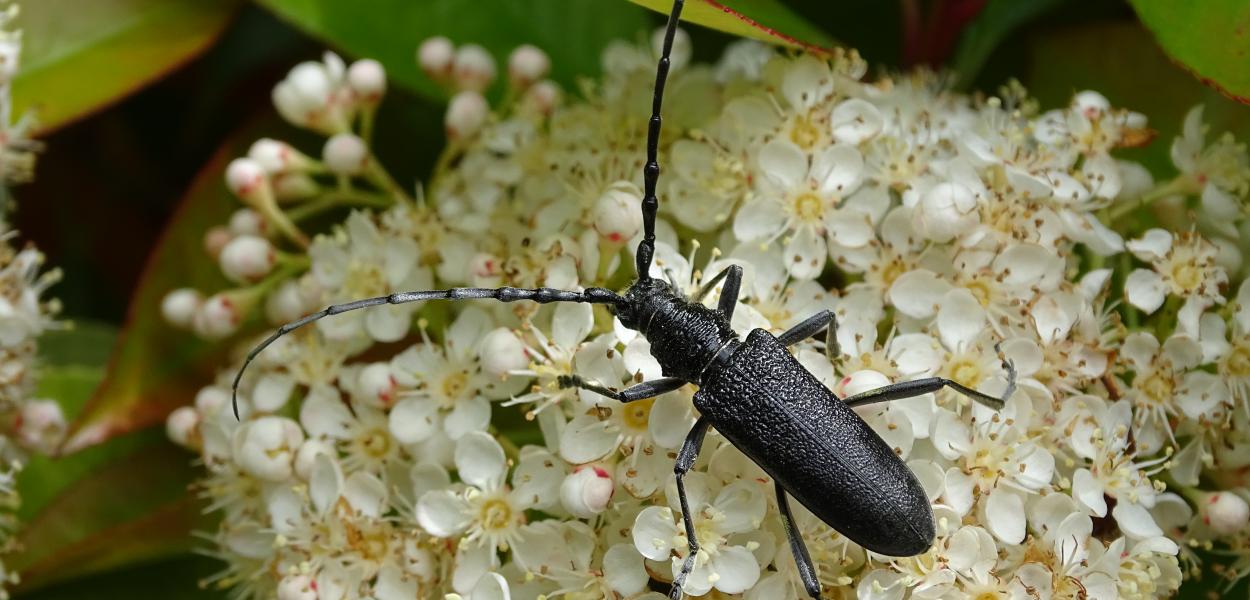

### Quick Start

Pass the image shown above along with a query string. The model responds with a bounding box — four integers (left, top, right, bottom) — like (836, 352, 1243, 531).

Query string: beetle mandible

(232, 2, 1017, 597)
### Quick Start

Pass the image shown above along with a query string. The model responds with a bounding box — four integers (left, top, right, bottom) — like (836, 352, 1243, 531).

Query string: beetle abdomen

(694, 328, 935, 557)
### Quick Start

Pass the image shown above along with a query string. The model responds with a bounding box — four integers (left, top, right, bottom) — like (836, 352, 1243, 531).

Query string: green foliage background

(8, 0, 1250, 597)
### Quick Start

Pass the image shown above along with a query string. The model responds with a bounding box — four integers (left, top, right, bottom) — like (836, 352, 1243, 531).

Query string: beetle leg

(775, 481, 823, 599)
(840, 357, 1017, 411)
(691, 265, 743, 323)
(776, 308, 838, 362)
(670, 418, 710, 600)
(557, 374, 686, 403)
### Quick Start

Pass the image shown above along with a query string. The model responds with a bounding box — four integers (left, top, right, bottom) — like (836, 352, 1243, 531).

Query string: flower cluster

(0, 3, 65, 597)
(167, 26, 1250, 600)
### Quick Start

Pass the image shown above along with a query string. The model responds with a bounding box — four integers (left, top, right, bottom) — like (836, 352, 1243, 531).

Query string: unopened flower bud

(277, 573, 317, 600)
(452, 44, 496, 92)
(233, 416, 304, 481)
(357, 362, 398, 408)
(915, 182, 978, 243)
(266, 279, 308, 324)
(161, 288, 203, 329)
(445, 90, 488, 140)
(16, 399, 66, 454)
(193, 292, 245, 340)
(651, 26, 692, 71)
(480, 327, 528, 377)
(417, 36, 455, 80)
(322, 133, 369, 176)
(294, 438, 335, 480)
(195, 386, 231, 415)
(272, 52, 348, 133)
(348, 58, 387, 104)
(519, 80, 560, 116)
(248, 138, 313, 174)
(561, 465, 615, 518)
(272, 173, 320, 201)
(225, 158, 270, 201)
(1073, 90, 1110, 119)
(253, 373, 296, 413)
(508, 44, 550, 88)
(166, 406, 201, 449)
(228, 208, 265, 236)
(1201, 490, 1250, 535)
(469, 252, 502, 286)
(219, 234, 276, 283)
(593, 181, 644, 244)
(203, 226, 233, 260)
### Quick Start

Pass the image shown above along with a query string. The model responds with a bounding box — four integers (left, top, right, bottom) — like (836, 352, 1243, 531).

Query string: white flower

(272, 51, 352, 133)
(1124, 229, 1227, 328)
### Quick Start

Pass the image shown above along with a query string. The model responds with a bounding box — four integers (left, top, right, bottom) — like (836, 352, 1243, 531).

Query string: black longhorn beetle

(232, 2, 1017, 597)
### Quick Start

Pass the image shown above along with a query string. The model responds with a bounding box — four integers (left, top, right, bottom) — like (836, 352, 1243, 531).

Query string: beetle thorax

(615, 278, 738, 383)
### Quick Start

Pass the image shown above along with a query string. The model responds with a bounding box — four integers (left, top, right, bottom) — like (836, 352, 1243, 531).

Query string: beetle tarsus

(776, 480, 824, 599)
(669, 417, 708, 600)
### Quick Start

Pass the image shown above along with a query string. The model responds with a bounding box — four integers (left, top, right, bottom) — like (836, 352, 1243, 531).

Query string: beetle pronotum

(232, 2, 1017, 598)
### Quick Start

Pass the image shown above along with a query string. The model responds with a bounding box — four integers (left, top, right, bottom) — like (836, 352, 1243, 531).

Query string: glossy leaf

(627, 0, 834, 54)
(13, 0, 241, 134)
(950, 0, 1064, 88)
(1129, 0, 1250, 104)
(256, 0, 651, 100)
(58, 122, 285, 453)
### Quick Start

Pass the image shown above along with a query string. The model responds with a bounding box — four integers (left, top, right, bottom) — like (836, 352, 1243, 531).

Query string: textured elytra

(695, 329, 935, 557)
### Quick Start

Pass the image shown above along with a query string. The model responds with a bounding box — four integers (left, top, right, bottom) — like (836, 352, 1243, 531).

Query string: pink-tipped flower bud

(322, 133, 369, 176)
(468, 252, 502, 286)
(480, 327, 528, 378)
(593, 181, 644, 244)
(356, 362, 398, 408)
(651, 26, 692, 71)
(452, 44, 496, 92)
(228, 208, 265, 236)
(225, 158, 270, 201)
(204, 226, 233, 261)
(166, 406, 201, 449)
(445, 90, 488, 141)
(219, 235, 276, 283)
(348, 58, 387, 104)
(277, 573, 317, 600)
(560, 465, 615, 518)
(519, 79, 561, 116)
(417, 36, 455, 81)
(1073, 90, 1110, 119)
(507, 44, 550, 88)
(16, 399, 67, 454)
(248, 138, 313, 174)
(1201, 490, 1250, 535)
(161, 288, 203, 329)
(193, 292, 245, 340)
(272, 52, 348, 133)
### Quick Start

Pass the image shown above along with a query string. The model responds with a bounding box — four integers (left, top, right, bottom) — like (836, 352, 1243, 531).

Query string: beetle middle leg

(776, 309, 839, 360)
(556, 374, 686, 402)
(775, 481, 823, 599)
(840, 356, 1018, 410)
(670, 417, 710, 600)
(691, 264, 743, 321)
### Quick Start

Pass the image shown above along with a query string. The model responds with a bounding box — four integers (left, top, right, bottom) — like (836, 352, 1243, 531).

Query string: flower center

(621, 398, 655, 432)
(965, 278, 994, 307)
(1225, 342, 1250, 377)
(878, 258, 907, 288)
(479, 498, 514, 532)
(361, 427, 392, 458)
(343, 262, 387, 296)
(1137, 371, 1174, 406)
(1168, 259, 1203, 292)
(791, 192, 824, 222)
(789, 115, 822, 151)
(441, 371, 468, 403)
(948, 358, 983, 390)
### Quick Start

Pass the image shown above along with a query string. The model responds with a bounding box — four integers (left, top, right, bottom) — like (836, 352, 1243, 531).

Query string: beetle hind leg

(556, 374, 686, 403)
(775, 481, 824, 599)
(669, 418, 710, 600)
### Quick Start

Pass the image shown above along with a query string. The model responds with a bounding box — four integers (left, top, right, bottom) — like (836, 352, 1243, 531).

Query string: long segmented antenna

(635, 0, 686, 280)
(231, 286, 622, 418)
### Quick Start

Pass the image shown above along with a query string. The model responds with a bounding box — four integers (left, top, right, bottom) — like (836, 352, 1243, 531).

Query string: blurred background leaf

(13, 0, 242, 134)
(1129, 0, 1250, 104)
(626, 0, 834, 53)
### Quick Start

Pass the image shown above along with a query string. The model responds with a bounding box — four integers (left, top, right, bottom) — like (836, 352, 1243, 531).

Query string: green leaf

(626, 0, 835, 53)
(10, 443, 207, 593)
(950, 0, 1065, 89)
(12, 0, 242, 134)
(39, 321, 118, 368)
(256, 0, 652, 101)
(57, 121, 290, 453)
(18, 555, 224, 600)
(1129, 0, 1250, 104)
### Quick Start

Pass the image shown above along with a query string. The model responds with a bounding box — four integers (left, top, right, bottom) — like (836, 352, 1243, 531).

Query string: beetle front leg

(670, 417, 710, 600)
(775, 481, 823, 599)
(776, 309, 839, 360)
(691, 265, 743, 321)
